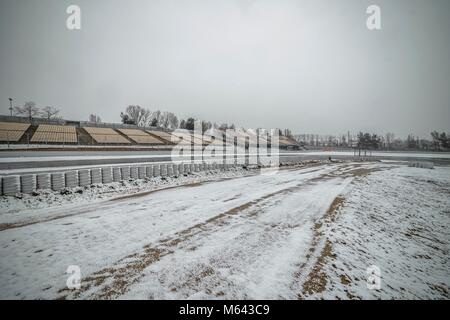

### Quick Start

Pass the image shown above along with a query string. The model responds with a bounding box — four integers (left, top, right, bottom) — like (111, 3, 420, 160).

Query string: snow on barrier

(130, 166, 138, 179)
(102, 167, 113, 184)
(79, 169, 91, 186)
(3, 175, 20, 195)
(1, 161, 240, 196)
(138, 166, 146, 179)
(408, 161, 434, 169)
(20, 174, 36, 194)
(112, 167, 121, 182)
(121, 166, 130, 180)
(37, 173, 51, 190)
(51, 172, 65, 191)
(65, 171, 79, 188)
(91, 168, 102, 184)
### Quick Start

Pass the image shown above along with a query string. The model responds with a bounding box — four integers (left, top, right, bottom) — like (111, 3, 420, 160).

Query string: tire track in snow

(59, 163, 362, 299)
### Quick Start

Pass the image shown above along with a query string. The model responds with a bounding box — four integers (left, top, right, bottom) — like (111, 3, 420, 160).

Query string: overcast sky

(0, 0, 449, 138)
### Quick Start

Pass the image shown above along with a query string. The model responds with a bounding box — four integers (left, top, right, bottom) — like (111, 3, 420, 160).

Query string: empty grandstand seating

(83, 127, 130, 144)
(171, 131, 204, 145)
(117, 129, 166, 144)
(0, 122, 30, 142)
(31, 124, 77, 143)
(146, 130, 180, 144)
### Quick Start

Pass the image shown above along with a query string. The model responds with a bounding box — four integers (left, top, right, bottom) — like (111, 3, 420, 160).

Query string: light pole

(8, 98, 13, 116)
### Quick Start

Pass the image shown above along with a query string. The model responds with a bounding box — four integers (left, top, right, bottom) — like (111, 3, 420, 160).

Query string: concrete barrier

(51, 172, 65, 191)
(138, 166, 146, 179)
(173, 164, 178, 176)
(3, 175, 20, 195)
(184, 163, 190, 173)
(37, 173, 51, 190)
(190, 163, 195, 172)
(113, 167, 121, 182)
(102, 167, 113, 184)
(20, 174, 36, 194)
(79, 169, 91, 186)
(65, 171, 79, 188)
(178, 163, 184, 174)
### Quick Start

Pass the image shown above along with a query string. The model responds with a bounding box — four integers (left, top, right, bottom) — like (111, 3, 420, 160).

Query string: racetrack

(1, 161, 448, 299)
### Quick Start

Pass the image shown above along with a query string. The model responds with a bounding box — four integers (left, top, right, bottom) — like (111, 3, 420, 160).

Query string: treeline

(297, 131, 450, 151)
(11, 101, 60, 120)
(119, 105, 236, 132)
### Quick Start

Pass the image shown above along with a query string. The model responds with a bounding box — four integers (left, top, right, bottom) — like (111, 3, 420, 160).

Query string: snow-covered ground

(0, 161, 449, 299)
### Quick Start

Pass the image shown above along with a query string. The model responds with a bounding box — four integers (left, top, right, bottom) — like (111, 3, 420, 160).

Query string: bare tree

(14, 101, 40, 120)
(41, 106, 60, 120)
(158, 111, 179, 129)
(89, 114, 101, 124)
(385, 132, 395, 150)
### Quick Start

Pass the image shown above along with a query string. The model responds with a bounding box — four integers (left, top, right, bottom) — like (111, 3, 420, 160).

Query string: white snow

(0, 161, 449, 300)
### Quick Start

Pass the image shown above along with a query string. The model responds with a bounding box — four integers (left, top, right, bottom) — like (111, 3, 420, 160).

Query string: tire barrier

(153, 164, 160, 177)
(0, 162, 240, 196)
(21, 174, 36, 194)
(146, 165, 153, 178)
(51, 172, 65, 191)
(113, 167, 121, 182)
(121, 166, 130, 180)
(79, 169, 91, 186)
(3, 175, 20, 195)
(91, 168, 102, 184)
(37, 173, 51, 190)
(138, 166, 146, 179)
(408, 161, 434, 169)
(130, 166, 139, 180)
(65, 171, 79, 188)
(167, 164, 173, 176)
(160, 164, 168, 177)
(102, 167, 113, 184)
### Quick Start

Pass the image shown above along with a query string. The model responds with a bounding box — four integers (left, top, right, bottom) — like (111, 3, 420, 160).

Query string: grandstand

(171, 131, 204, 145)
(0, 116, 300, 150)
(83, 127, 130, 144)
(30, 124, 77, 143)
(146, 130, 179, 144)
(0, 122, 30, 142)
(117, 129, 166, 145)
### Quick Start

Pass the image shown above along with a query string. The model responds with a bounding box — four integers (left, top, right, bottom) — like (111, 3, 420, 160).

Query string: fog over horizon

(0, 0, 449, 139)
